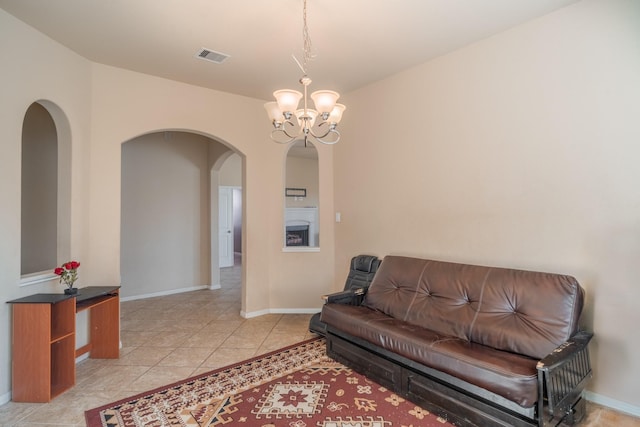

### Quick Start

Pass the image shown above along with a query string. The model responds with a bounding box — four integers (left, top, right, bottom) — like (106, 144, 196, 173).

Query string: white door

(219, 187, 234, 268)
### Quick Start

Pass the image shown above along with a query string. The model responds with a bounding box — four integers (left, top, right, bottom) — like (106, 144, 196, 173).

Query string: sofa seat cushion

(321, 303, 539, 408)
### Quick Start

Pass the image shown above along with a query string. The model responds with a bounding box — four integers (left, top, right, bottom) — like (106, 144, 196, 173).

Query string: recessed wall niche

(21, 102, 58, 275)
(284, 141, 319, 248)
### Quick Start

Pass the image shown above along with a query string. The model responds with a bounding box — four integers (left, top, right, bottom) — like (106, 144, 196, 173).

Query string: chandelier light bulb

(310, 90, 340, 115)
(264, 102, 284, 124)
(328, 103, 346, 124)
(273, 89, 303, 115)
(295, 108, 318, 128)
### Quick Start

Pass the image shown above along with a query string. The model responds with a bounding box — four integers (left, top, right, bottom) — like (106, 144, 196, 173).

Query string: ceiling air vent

(195, 48, 229, 64)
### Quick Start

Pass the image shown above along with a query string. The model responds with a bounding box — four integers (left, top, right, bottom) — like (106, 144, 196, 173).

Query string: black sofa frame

(323, 287, 593, 427)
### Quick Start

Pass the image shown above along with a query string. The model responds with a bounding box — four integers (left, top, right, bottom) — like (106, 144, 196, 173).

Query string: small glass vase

(64, 284, 78, 295)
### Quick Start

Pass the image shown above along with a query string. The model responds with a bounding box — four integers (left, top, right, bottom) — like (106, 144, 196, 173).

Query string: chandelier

(264, 0, 345, 145)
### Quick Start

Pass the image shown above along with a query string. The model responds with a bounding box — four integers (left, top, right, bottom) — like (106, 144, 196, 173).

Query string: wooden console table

(7, 286, 120, 402)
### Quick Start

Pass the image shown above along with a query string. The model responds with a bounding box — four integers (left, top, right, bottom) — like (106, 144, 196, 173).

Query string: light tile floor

(0, 262, 638, 426)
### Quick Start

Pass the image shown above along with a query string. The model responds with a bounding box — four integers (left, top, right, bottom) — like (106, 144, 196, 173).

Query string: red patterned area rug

(85, 338, 454, 427)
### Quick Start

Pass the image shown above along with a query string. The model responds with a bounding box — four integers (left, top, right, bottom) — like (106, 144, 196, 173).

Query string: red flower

(62, 261, 80, 270)
(53, 260, 80, 288)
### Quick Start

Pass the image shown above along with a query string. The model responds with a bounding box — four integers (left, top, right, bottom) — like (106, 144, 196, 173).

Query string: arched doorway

(120, 130, 243, 299)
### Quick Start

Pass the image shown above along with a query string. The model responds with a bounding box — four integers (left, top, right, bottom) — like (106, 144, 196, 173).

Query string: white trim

(19, 271, 57, 287)
(270, 308, 321, 314)
(0, 391, 10, 406)
(75, 352, 90, 364)
(282, 247, 321, 253)
(241, 307, 322, 319)
(241, 308, 271, 319)
(584, 391, 640, 417)
(209, 284, 222, 290)
(120, 285, 209, 302)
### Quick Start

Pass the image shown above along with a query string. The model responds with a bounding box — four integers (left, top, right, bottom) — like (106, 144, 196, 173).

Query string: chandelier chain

(301, 0, 315, 75)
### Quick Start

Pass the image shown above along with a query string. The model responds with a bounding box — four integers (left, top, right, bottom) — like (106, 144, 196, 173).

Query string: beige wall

(219, 152, 242, 187)
(0, 9, 335, 402)
(87, 63, 335, 318)
(335, 0, 640, 410)
(0, 8, 92, 403)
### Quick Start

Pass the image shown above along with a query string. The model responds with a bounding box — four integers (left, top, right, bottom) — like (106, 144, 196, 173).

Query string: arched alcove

(20, 100, 72, 284)
(284, 140, 319, 249)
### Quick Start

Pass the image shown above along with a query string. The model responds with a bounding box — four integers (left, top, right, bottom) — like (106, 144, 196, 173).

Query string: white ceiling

(0, 0, 580, 101)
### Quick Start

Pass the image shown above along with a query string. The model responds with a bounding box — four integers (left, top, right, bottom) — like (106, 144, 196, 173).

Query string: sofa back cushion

(344, 255, 381, 291)
(363, 256, 584, 359)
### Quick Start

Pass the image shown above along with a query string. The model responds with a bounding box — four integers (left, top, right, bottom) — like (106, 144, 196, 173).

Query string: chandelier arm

(270, 118, 302, 144)
(314, 129, 340, 145)
(309, 123, 340, 145)
(270, 129, 297, 144)
(308, 121, 334, 139)
(281, 118, 301, 139)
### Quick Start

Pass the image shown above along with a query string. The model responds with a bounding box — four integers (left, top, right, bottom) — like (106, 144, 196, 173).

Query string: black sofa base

(325, 330, 585, 427)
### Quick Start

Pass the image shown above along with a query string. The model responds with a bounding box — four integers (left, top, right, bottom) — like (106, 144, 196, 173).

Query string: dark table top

(7, 286, 120, 304)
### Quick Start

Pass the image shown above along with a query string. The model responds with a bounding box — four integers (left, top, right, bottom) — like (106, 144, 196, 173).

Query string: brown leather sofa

(320, 255, 593, 427)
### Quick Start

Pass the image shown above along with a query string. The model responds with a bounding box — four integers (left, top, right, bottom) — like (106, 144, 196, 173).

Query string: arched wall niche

(284, 140, 319, 250)
(119, 128, 245, 299)
(20, 99, 72, 284)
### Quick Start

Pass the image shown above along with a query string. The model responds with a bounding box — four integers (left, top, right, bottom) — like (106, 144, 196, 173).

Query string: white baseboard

(0, 391, 10, 406)
(75, 352, 90, 364)
(241, 308, 270, 318)
(270, 308, 321, 314)
(209, 284, 221, 290)
(585, 391, 640, 417)
(120, 285, 209, 302)
(241, 307, 321, 319)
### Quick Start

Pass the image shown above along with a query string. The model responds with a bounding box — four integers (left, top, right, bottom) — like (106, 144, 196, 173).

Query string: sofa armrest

(537, 330, 593, 371)
(322, 285, 369, 305)
(536, 331, 593, 425)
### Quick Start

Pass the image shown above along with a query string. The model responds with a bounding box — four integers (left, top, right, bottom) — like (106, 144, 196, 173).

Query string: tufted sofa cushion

(321, 303, 540, 407)
(363, 256, 584, 359)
